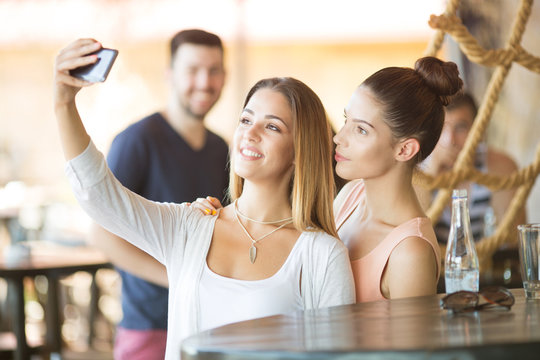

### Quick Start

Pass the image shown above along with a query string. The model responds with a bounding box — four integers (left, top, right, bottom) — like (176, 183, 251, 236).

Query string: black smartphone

(69, 48, 118, 83)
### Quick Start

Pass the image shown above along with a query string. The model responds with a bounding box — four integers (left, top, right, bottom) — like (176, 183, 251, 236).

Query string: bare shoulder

(390, 236, 437, 265)
(487, 148, 519, 175)
(384, 236, 438, 298)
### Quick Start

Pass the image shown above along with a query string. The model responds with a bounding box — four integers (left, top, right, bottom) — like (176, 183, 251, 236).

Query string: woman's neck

(235, 183, 292, 223)
(362, 165, 424, 226)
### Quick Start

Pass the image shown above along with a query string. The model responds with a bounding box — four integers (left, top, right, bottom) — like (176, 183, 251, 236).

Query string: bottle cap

(452, 189, 468, 199)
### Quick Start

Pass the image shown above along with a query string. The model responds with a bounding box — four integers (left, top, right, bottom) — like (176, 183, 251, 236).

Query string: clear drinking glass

(517, 224, 540, 300)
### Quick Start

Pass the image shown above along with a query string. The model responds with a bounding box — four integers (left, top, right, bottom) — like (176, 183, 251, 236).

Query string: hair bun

(414, 57, 463, 105)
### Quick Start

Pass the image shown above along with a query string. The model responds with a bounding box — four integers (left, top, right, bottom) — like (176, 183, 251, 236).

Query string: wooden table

(181, 289, 540, 360)
(0, 242, 111, 360)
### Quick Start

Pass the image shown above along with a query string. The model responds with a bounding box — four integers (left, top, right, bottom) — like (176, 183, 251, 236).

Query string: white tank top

(198, 236, 304, 332)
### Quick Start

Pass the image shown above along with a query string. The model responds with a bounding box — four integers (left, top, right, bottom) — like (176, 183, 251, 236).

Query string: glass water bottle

(444, 189, 480, 293)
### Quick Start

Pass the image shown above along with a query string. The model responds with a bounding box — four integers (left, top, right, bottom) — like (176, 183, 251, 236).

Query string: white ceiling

(0, 0, 446, 45)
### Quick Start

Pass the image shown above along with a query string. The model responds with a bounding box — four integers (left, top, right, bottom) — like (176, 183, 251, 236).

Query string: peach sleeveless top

(335, 181, 441, 303)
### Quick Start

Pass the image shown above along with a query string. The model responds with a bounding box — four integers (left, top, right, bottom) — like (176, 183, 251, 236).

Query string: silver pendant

(249, 245, 257, 264)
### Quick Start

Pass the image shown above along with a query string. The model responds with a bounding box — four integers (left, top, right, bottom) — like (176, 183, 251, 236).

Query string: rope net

(418, 0, 540, 268)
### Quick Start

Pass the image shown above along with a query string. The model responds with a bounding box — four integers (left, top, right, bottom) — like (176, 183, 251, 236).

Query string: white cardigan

(65, 141, 355, 359)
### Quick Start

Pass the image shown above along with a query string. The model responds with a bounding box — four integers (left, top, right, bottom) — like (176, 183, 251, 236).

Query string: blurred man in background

(420, 92, 526, 244)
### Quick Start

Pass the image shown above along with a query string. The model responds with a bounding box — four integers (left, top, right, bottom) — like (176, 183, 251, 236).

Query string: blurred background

(1, 0, 538, 222)
(0, 0, 539, 357)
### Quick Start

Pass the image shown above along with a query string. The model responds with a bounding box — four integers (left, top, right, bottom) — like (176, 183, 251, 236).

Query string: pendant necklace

(233, 200, 293, 264)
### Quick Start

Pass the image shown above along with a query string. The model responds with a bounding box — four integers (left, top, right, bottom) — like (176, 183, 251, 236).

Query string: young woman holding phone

(54, 39, 354, 359)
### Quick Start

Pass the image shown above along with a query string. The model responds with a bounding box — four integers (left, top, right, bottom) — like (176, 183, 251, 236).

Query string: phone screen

(69, 48, 118, 83)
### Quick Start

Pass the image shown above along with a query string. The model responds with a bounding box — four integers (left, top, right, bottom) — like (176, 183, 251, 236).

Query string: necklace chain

(233, 201, 293, 264)
(234, 200, 293, 225)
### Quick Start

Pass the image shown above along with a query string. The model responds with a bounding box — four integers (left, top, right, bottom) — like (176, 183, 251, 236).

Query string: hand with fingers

(54, 38, 103, 107)
(189, 196, 223, 216)
(53, 39, 107, 160)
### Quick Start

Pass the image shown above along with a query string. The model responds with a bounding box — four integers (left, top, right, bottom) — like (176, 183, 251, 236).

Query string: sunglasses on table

(440, 286, 515, 313)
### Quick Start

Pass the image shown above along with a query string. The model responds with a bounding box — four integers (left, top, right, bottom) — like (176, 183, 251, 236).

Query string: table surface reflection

(182, 289, 540, 360)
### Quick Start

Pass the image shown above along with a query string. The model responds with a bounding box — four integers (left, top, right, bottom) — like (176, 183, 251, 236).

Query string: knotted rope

(417, 0, 539, 267)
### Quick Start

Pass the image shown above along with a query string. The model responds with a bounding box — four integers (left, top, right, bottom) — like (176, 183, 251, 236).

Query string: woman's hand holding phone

(54, 39, 117, 107)
(53, 39, 117, 161)
(69, 47, 118, 83)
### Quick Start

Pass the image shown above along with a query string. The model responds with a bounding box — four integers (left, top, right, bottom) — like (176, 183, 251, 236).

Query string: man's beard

(180, 100, 210, 121)
(179, 89, 220, 121)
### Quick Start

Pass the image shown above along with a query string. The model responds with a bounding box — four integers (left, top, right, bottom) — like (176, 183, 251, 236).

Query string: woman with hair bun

(150, 56, 464, 302)
(333, 56, 463, 302)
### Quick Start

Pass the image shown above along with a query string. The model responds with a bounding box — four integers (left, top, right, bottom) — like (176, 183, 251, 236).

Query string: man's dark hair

(446, 92, 478, 118)
(170, 29, 223, 64)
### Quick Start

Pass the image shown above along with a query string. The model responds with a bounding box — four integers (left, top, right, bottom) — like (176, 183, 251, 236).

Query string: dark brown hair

(169, 29, 223, 64)
(446, 91, 478, 118)
(362, 56, 463, 163)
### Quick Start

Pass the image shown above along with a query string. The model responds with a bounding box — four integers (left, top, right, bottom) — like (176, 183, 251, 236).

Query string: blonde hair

(229, 77, 337, 238)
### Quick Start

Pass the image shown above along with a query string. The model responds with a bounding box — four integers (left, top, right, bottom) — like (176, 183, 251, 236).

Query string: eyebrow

(344, 109, 375, 129)
(353, 119, 375, 129)
(242, 108, 289, 129)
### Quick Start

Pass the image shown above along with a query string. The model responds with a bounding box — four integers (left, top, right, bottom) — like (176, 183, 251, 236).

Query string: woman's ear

(394, 138, 420, 162)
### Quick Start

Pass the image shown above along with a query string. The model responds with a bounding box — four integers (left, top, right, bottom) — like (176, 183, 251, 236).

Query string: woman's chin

(335, 167, 355, 181)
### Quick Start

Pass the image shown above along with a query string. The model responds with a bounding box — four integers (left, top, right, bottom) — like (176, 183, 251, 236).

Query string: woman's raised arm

(53, 39, 102, 160)
(54, 39, 189, 268)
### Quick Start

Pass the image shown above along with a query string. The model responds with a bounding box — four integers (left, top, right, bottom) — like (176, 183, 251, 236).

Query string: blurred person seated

(418, 92, 527, 247)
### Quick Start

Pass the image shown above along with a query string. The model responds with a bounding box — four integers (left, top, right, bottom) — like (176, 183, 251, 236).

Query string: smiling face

(169, 43, 225, 119)
(233, 88, 295, 184)
(334, 86, 398, 181)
